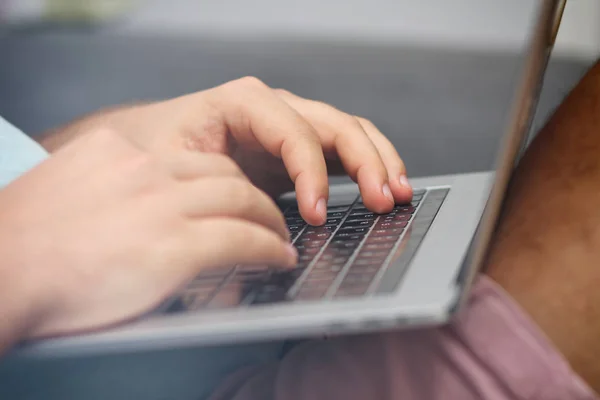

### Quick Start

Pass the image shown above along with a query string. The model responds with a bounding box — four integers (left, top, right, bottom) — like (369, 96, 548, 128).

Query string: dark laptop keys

(376, 220, 408, 230)
(342, 219, 374, 228)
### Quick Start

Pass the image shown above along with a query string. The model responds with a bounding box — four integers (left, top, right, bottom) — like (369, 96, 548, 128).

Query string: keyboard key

(313, 259, 347, 270)
(381, 214, 411, 222)
(298, 253, 314, 262)
(317, 253, 350, 263)
(327, 205, 352, 213)
(285, 217, 305, 225)
(297, 246, 321, 254)
(334, 286, 368, 298)
(300, 279, 334, 290)
(298, 232, 331, 242)
(342, 219, 374, 228)
(366, 235, 398, 244)
(295, 287, 328, 300)
(363, 242, 395, 251)
(313, 262, 345, 273)
(376, 221, 408, 229)
(288, 225, 304, 232)
(341, 273, 375, 286)
(322, 247, 355, 256)
(394, 206, 416, 214)
(305, 269, 340, 281)
(331, 234, 364, 243)
(352, 258, 385, 267)
(251, 285, 289, 304)
(357, 250, 390, 259)
(330, 241, 362, 249)
(317, 253, 334, 261)
(302, 240, 326, 248)
(338, 226, 370, 234)
(371, 228, 404, 236)
(327, 211, 346, 218)
(289, 267, 306, 280)
(347, 264, 381, 274)
(306, 225, 337, 234)
(352, 203, 368, 211)
(348, 211, 377, 219)
(333, 233, 365, 242)
(295, 260, 311, 270)
(325, 218, 342, 225)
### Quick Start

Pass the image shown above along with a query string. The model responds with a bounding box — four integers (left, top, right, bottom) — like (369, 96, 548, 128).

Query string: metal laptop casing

(7, 171, 490, 359)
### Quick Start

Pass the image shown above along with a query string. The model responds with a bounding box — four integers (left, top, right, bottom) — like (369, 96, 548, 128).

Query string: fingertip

(295, 173, 328, 226)
(285, 243, 298, 267)
(357, 167, 394, 214)
(316, 197, 327, 220)
(391, 174, 413, 204)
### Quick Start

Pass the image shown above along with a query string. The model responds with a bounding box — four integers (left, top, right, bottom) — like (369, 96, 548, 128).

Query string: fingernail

(286, 244, 298, 264)
(316, 198, 327, 222)
(382, 183, 394, 203)
(399, 175, 411, 188)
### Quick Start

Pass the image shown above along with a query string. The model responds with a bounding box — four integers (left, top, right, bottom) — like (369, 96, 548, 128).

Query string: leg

(210, 62, 600, 400)
(486, 59, 600, 391)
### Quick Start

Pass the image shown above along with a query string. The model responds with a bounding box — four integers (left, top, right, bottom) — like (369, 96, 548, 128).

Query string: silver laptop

(8, 0, 565, 359)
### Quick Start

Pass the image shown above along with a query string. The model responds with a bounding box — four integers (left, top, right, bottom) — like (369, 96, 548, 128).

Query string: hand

(42, 77, 412, 226)
(0, 130, 296, 341)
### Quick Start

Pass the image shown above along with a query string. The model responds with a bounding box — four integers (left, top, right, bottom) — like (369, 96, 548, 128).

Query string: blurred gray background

(1, 0, 597, 178)
(0, 1, 599, 399)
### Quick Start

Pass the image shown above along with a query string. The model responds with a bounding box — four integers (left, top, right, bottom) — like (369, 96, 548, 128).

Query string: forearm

(36, 103, 146, 152)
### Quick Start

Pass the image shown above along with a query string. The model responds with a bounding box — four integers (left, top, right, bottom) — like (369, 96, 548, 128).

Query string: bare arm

(36, 104, 145, 152)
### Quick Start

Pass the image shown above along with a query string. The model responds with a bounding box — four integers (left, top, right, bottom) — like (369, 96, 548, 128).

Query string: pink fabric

(210, 275, 598, 400)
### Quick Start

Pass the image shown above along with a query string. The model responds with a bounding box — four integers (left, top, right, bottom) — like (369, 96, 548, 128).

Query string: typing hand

(46, 77, 412, 225)
(0, 130, 296, 340)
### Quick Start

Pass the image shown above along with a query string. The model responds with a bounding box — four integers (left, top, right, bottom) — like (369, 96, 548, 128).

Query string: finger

(274, 90, 394, 213)
(178, 176, 290, 241)
(161, 152, 244, 181)
(206, 77, 328, 226)
(184, 218, 298, 271)
(355, 117, 413, 203)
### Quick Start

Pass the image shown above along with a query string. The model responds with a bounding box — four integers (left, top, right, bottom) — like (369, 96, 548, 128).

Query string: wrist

(37, 103, 145, 152)
(0, 220, 53, 352)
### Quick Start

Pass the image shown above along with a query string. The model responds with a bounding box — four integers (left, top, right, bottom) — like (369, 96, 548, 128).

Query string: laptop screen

(453, 0, 566, 301)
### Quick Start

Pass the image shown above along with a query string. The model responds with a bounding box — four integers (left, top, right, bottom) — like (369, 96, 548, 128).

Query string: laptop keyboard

(163, 188, 448, 313)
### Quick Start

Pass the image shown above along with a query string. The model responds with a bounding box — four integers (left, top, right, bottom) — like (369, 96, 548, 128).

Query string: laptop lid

(455, 0, 566, 302)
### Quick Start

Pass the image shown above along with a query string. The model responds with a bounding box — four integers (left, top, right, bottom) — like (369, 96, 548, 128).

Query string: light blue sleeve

(0, 116, 49, 189)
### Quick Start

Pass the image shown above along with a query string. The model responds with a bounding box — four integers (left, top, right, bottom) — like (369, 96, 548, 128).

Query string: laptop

(8, 0, 565, 359)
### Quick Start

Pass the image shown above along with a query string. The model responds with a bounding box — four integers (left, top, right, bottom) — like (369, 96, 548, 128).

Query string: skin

(486, 59, 600, 393)
(0, 77, 412, 355)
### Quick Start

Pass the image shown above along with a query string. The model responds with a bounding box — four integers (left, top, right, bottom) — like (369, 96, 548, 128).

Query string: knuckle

(236, 76, 268, 90)
(273, 88, 292, 97)
(355, 115, 372, 127)
(346, 115, 365, 131)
